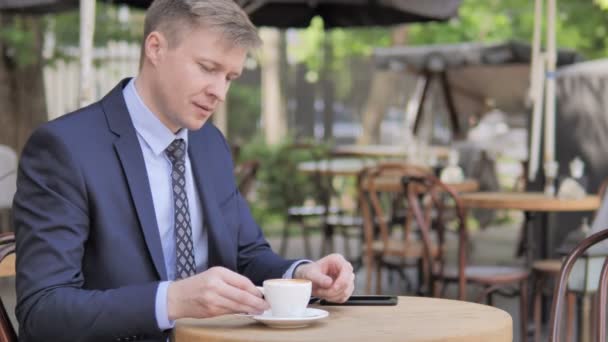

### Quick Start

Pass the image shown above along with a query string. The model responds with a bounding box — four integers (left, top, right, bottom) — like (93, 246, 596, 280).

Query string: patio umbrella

(81, 0, 461, 27)
(0, 0, 77, 13)
(237, 0, 461, 28)
(373, 41, 581, 138)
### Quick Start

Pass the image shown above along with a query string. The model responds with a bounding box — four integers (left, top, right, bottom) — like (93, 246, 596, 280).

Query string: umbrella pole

(79, 0, 96, 107)
(529, 53, 546, 182)
(528, 0, 544, 181)
(543, 0, 557, 195)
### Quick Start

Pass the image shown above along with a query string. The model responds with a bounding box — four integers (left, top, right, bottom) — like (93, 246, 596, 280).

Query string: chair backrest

(548, 228, 608, 342)
(403, 173, 471, 299)
(0, 233, 16, 342)
(359, 162, 431, 260)
(235, 160, 260, 200)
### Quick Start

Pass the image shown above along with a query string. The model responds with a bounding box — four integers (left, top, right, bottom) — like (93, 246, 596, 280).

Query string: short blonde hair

(140, 0, 261, 64)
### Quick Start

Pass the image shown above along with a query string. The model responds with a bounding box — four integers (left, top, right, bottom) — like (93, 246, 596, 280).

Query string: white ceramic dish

(248, 308, 329, 328)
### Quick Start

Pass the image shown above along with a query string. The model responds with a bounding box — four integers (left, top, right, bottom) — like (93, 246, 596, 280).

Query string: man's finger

(216, 283, 269, 313)
(217, 268, 263, 297)
(208, 291, 266, 315)
(309, 271, 333, 288)
(330, 266, 353, 292)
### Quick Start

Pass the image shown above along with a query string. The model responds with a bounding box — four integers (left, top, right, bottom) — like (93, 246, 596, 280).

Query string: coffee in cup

(262, 279, 312, 317)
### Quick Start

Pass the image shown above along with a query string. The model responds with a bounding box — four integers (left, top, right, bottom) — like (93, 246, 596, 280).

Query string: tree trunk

(259, 28, 286, 145)
(358, 25, 408, 145)
(294, 63, 314, 139)
(0, 14, 47, 154)
(356, 71, 401, 144)
(79, 0, 96, 107)
(321, 35, 334, 142)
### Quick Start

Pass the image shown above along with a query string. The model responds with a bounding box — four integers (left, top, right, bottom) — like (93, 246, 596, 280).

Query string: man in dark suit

(12, 1, 354, 341)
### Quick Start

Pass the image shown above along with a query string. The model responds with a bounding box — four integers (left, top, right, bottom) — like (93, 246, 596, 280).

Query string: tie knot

(165, 139, 186, 164)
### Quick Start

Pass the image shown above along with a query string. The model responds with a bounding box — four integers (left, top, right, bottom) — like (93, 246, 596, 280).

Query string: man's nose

(206, 76, 229, 102)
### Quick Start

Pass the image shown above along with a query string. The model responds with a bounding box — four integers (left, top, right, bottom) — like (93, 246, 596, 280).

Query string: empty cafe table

(173, 296, 512, 342)
(459, 192, 601, 262)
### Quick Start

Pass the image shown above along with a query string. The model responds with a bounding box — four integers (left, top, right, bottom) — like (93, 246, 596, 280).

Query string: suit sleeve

(13, 126, 164, 342)
(211, 127, 296, 284)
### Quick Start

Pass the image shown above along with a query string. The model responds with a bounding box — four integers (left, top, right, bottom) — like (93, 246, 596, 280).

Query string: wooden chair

(532, 178, 608, 342)
(278, 143, 339, 258)
(0, 232, 16, 342)
(359, 162, 435, 294)
(548, 228, 608, 342)
(405, 174, 530, 342)
(234, 159, 260, 200)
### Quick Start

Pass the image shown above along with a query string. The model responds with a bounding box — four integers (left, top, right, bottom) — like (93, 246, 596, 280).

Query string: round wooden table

(297, 158, 377, 176)
(331, 144, 451, 160)
(365, 177, 479, 194)
(173, 296, 513, 342)
(459, 192, 600, 212)
(459, 191, 601, 262)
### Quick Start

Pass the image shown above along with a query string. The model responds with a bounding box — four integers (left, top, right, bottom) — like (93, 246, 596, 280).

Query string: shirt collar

(123, 78, 189, 156)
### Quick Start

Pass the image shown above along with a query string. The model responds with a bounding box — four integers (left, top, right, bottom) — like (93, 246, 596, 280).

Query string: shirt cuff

(283, 260, 312, 279)
(155, 281, 176, 331)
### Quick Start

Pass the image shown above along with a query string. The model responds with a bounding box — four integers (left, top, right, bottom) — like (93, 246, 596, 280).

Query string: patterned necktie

(165, 139, 196, 279)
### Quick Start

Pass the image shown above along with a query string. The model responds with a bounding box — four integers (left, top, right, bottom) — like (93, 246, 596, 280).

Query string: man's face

(145, 26, 247, 133)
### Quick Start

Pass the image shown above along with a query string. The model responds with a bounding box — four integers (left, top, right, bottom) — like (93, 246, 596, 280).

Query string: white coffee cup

(262, 279, 312, 317)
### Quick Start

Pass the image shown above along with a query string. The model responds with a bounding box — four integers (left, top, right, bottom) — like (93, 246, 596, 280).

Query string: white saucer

(250, 308, 329, 328)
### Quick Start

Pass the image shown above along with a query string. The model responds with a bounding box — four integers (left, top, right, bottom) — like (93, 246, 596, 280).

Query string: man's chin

(184, 118, 209, 131)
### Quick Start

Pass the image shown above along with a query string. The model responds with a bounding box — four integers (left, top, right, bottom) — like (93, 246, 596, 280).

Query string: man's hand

(294, 253, 355, 303)
(167, 266, 268, 320)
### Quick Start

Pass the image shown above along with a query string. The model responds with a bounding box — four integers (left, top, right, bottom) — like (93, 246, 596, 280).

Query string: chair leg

(589, 293, 597, 342)
(520, 280, 529, 342)
(417, 258, 425, 296)
(365, 256, 374, 294)
(301, 223, 312, 258)
(565, 291, 575, 342)
(341, 227, 352, 261)
(375, 258, 383, 295)
(486, 291, 494, 306)
(279, 220, 291, 257)
(533, 275, 544, 342)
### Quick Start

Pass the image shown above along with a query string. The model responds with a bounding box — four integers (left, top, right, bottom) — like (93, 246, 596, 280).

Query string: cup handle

(256, 286, 264, 298)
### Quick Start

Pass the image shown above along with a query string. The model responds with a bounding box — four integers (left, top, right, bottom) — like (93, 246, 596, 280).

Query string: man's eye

(199, 64, 213, 72)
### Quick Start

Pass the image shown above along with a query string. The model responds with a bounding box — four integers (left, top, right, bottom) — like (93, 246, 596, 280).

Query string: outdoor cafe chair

(548, 228, 608, 342)
(0, 232, 16, 342)
(405, 174, 529, 342)
(278, 143, 341, 258)
(532, 177, 608, 342)
(360, 162, 437, 295)
(234, 159, 260, 200)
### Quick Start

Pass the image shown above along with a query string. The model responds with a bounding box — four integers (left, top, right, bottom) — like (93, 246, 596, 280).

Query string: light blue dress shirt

(122, 79, 306, 331)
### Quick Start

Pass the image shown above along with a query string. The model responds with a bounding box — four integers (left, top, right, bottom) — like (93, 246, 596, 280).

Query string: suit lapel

(188, 129, 234, 269)
(101, 80, 168, 280)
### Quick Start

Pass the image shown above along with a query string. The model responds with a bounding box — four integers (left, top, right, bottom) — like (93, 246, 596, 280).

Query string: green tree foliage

(0, 16, 40, 68)
(291, 0, 608, 73)
(51, 4, 144, 48)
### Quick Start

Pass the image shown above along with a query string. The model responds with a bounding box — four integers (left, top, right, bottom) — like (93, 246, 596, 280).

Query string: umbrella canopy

(237, 0, 461, 28)
(374, 41, 581, 118)
(1, 0, 461, 28)
(3, 0, 459, 27)
(0, 0, 76, 13)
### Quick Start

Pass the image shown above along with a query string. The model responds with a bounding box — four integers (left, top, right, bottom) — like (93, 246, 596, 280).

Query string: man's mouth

(194, 102, 213, 114)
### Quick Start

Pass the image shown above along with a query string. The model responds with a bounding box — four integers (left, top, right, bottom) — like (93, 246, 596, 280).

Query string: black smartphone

(319, 295, 398, 306)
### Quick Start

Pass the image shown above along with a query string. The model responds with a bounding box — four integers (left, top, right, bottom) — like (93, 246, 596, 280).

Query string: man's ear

(144, 31, 166, 66)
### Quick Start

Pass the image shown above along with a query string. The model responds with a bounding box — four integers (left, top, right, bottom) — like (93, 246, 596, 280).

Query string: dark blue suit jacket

(12, 79, 293, 342)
